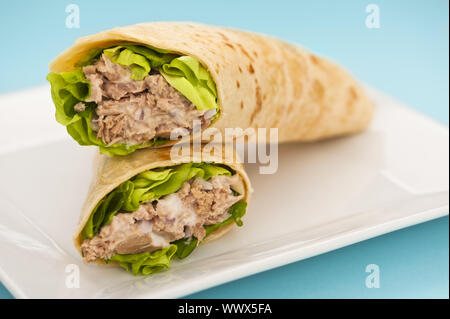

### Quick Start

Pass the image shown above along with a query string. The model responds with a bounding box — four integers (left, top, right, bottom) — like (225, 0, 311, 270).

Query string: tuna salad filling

(81, 175, 243, 263)
(47, 44, 219, 156)
(76, 54, 215, 145)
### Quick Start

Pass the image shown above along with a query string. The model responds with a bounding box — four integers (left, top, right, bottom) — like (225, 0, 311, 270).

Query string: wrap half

(74, 146, 252, 275)
(48, 22, 374, 156)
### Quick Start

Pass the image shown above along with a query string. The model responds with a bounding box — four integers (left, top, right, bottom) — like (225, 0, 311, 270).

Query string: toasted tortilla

(50, 22, 373, 147)
(73, 145, 252, 265)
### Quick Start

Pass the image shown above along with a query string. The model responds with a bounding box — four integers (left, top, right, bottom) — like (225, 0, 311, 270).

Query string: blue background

(0, 0, 448, 298)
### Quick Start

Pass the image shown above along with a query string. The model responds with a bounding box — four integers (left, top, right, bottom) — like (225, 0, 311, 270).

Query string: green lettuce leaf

(120, 45, 177, 68)
(173, 236, 199, 260)
(47, 69, 91, 125)
(75, 48, 104, 67)
(109, 245, 177, 275)
(47, 44, 219, 155)
(81, 163, 233, 240)
(103, 46, 151, 81)
(160, 56, 218, 112)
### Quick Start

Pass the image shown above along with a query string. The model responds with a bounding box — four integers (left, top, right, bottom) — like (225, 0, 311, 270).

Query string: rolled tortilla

(49, 22, 373, 155)
(74, 145, 252, 273)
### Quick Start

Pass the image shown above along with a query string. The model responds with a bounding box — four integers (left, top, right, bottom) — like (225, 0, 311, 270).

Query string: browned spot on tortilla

(253, 50, 258, 58)
(313, 80, 325, 100)
(287, 102, 294, 114)
(250, 86, 262, 123)
(237, 43, 253, 61)
(238, 66, 243, 73)
(310, 55, 320, 65)
(263, 93, 267, 100)
(240, 101, 244, 109)
(218, 32, 229, 41)
(272, 118, 279, 126)
(225, 43, 235, 50)
(236, 80, 240, 88)
(248, 64, 255, 74)
(349, 86, 358, 100)
(346, 86, 358, 113)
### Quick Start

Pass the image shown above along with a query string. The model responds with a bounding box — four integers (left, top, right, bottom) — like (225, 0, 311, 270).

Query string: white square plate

(0, 86, 448, 298)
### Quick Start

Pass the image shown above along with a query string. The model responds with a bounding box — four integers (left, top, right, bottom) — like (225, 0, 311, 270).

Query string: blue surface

(0, 0, 448, 298)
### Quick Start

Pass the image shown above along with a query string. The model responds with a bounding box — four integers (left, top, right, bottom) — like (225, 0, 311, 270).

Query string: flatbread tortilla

(73, 145, 252, 265)
(50, 22, 374, 147)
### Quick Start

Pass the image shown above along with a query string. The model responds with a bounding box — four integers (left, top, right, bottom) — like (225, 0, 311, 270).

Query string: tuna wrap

(74, 146, 252, 275)
(47, 22, 374, 156)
